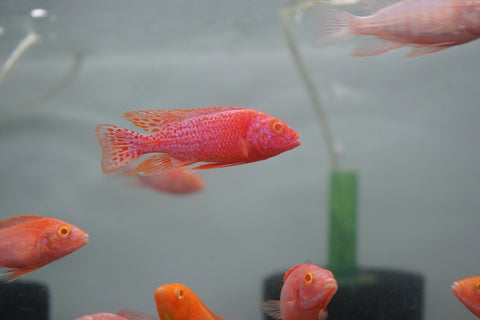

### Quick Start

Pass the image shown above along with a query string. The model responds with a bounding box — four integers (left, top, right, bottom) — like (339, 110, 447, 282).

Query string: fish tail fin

(95, 124, 144, 174)
(312, 3, 356, 48)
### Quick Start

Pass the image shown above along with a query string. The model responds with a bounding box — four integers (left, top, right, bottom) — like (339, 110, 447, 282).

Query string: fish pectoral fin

(129, 155, 195, 175)
(193, 162, 247, 170)
(351, 37, 404, 57)
(116, 309, 157, 320)
(407, 43, 453, 58)
(318, 309, 328, 320)
(3, 267, 41, 282)
(260, 300, 284, 320)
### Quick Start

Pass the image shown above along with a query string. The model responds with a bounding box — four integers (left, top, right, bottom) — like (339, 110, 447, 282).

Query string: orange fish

(452, 276, 480, 318)
(75, 310, 156, 320)
(0, 215, 89, 281)
(154, 283, 228, 320)
(313, 0, 480, 57)
(261, 264, 337, 320)
(95, 107, 300, 175)
(122, 166, 205, 195)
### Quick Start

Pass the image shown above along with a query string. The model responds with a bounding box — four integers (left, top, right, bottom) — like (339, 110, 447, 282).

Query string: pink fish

(313, 0, 480, 57)
(0, 215, 89, 281)
(261, 264, 337, 320)
(75, 310, 156, 320)
(95, 107, 300, 175)
(452, 276, 480, 318)
(122, 166, 204, 195)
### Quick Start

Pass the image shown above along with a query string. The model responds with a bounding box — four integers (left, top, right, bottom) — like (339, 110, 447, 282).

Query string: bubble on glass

(30, 8, 48, 18)
(0, 27, 4, 36)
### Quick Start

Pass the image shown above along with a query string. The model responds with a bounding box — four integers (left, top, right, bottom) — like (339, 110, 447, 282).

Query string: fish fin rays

(260, 300, 284, 320)
(319, 309, 328, 320)
(312, 3, 356, 48)
(194, 162, 247, 170)
(123, 107, 243, 132)
(129, 155, 196, 175)
(407, 43, 452, 58)
(351, 37, 404, 56)
(358, 0, 401, 13)
(116, 310, 158, 320)
(0, 215, 43, 231)
(95, 124, 144, 174)
(2, 267, 40, 281)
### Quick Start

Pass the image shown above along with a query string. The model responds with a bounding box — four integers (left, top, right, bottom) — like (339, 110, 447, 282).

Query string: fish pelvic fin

(129, 155, 196, 175)
(3, 267, 41, 282)
(95, 124, 144, 174)
(312, 3, 356, 48)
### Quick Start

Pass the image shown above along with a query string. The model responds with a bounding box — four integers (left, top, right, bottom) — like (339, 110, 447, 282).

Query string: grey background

(1, 0, 479, 319)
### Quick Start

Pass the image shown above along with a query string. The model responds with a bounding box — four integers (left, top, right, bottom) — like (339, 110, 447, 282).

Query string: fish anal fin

(260, 300, 284, 320)
(129, 155, 195, 175)
(194, 162, 247, 170)
(3, 267, 40, 281)
(407, 44, 452, 58)
(117, 310, 157, 320)
(351, 37, 404, 56)
(0, 215, 43, 231)
(123, 107, 242, 132)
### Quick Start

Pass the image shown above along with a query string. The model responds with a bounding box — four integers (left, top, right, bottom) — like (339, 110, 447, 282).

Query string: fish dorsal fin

(123, 107, 243, 132)
(283, 264, 303, 282)
(358, 0, 400, 13)
(0, 215, 43, 231)
(116, 310, 158, 320)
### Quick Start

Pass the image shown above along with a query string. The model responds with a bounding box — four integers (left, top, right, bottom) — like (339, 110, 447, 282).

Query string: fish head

(247, 116, 301, 159)
(154, 283, 195, 320)
(452, 276, 480, 317)
(41, 219, 89, 258)
(293, 265, 337, 311)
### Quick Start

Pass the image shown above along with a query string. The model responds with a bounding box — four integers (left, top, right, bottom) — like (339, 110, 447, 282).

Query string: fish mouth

(79, 233, 90, 246)
(451, 281, 461, 295)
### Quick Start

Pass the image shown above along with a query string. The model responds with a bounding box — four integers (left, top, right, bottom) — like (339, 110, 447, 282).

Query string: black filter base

(0, 280, 49, 320)
(263, 268, 423, 320)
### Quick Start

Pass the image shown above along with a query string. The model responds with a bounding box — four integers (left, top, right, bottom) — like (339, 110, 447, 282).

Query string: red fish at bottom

(261, 264, 337, 320)
(452, 276, 480, 318)
(0, 215, 89, 281)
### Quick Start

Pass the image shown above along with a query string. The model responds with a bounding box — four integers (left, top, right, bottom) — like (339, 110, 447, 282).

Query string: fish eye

(269, 120, 285, 134)
(303, 271, 314, 285)
(475, 282, 480, 294)
(57, 225, 71, 238)
(176, 287, 185, 300)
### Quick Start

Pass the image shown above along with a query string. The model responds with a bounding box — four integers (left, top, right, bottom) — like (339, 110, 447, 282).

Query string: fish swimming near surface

(452, 276, 480, 318)
(95, 107, 300, 175)
(75, 310, 157, 320)
(119, 166, 205, 195)
(0, 215, 89, 281)
(313, 0, 480, 57)
(261, 264, 337, 320)
(154, 283, 228, 320)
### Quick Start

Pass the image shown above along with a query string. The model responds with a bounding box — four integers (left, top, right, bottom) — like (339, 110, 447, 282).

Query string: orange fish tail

(95, 124, 144, 174)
